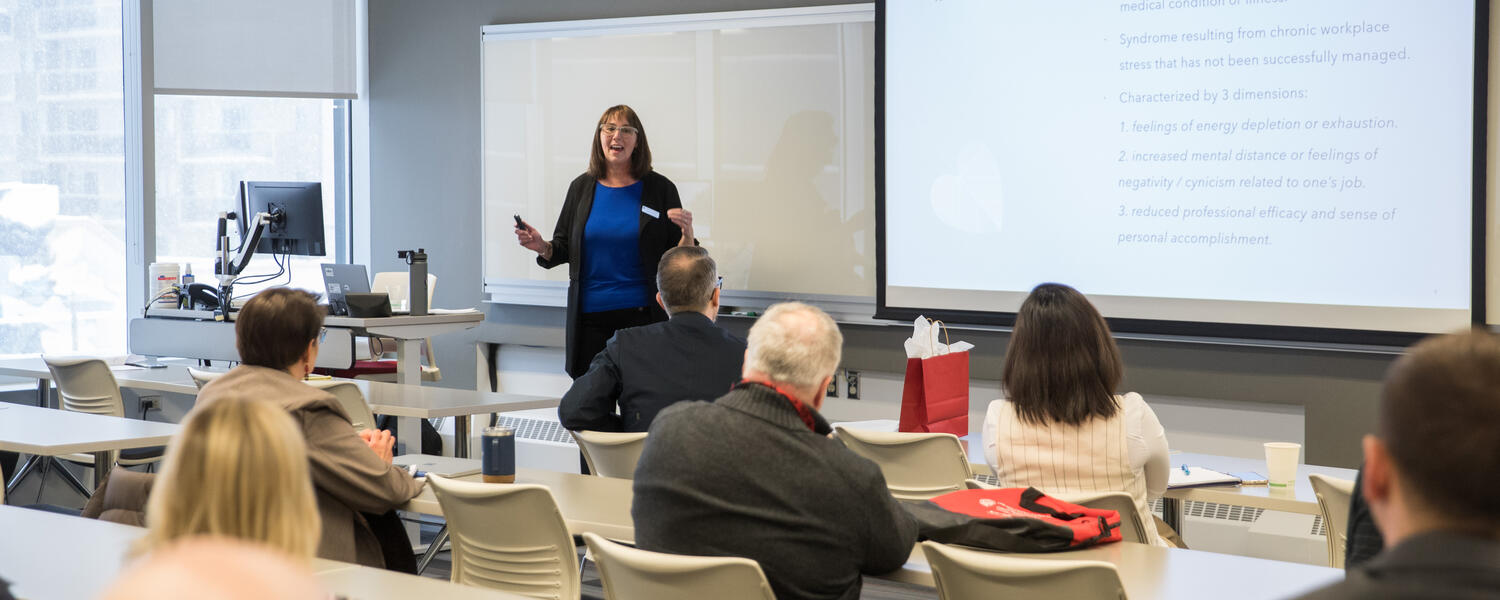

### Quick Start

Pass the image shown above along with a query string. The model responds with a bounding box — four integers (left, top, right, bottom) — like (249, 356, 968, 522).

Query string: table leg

(455, 415, 470, 459)
(392, 416, 427, 456)
(92, 451, 113, 490)
(417, 527, 449, 574)
(35, 379, 49, 408)
(396, 339, 422, 385)
(1162, 497, 1183, 535)
(5, 454, 43, 496)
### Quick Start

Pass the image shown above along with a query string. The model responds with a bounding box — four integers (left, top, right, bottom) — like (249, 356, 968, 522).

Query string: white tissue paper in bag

(904, 316, 975, 359)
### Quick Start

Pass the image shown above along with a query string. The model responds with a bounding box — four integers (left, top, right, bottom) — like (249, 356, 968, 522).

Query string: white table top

(403, 463, 636, 542)
(1165, 452, 1359, 515)
(956, 432, 1359, 516)
(324, 311, 484, 328)
(0, 505, 525, 599)
(0, 357, 203, 396)
(325, 311, 484, 341)
(400, 461, 1342, 597)
(0, 404, 179, 455)
(357, 381, 557, 419)
(0, 359, 561, 420)
(894, 540, 1342, 599)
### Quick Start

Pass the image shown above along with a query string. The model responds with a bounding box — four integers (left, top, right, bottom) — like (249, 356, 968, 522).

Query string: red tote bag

(899, 320, 969, 436)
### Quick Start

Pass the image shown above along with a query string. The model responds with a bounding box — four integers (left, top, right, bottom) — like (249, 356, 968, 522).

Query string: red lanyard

(735, 379, 818, 432)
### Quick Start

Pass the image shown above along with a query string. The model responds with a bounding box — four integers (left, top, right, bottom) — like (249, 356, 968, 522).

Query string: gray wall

(368, 0, 1397, 468)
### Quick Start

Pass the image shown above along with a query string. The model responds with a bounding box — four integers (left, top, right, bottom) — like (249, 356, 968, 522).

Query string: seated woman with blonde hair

(137, 394, 320, 559)
(982, 283, 1174, 546)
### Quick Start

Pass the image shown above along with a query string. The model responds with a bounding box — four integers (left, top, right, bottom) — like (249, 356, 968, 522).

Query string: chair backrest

(570, 431, 648, 479)
(1054, 490, 1148, 545)
(964, 479, 1147, 544)
(835, 427, 973, 500)
(186, 367, 225, 390)
(1309, 473, 1356, 568)
(304, 380, 377, 431)
(920, 541, 1125, 600)
(582, 532, 775, 600)
(42, 356, 124, 417)
(426, 476, 580, 600)
(372, 271, 437, 308)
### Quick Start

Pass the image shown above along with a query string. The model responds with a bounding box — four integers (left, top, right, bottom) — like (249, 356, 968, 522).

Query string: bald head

(656, 246, 719, 316)
(744, 302, 842, 399)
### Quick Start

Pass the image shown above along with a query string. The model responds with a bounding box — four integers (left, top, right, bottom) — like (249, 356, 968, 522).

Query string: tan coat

(197, 365, 424, 567)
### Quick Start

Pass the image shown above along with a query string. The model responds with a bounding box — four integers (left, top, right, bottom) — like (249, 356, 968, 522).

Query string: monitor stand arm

(213, 210, 274, 318)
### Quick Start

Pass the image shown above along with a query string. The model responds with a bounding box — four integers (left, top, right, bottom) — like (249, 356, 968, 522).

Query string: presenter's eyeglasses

(599, 124, 639, 137)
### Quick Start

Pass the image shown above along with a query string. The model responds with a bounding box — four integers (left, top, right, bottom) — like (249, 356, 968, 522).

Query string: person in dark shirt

(1295, 329, 1500, 599)
(632, 302, 918, 600)
(558, 246, 745, 433)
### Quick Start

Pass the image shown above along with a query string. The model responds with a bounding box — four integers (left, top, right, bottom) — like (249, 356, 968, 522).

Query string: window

(154, 96, 347, 302)
(0, 0, 126, 357)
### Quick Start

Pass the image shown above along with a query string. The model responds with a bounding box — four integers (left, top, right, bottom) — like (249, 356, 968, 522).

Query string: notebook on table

(1168, 466, 1242, 488)
(393, 454, 480, 478)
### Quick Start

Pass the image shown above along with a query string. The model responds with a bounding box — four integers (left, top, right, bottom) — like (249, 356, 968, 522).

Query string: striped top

(981, 392, 1170, 546)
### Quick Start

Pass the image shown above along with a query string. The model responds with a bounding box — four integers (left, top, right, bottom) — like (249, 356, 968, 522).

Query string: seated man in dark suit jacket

(558, 246, 745, 433)
(1294, 329, 1500, 599)
(633, 302, 918, 600)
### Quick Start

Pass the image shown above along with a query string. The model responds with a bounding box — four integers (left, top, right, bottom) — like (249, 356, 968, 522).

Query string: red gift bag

(899, 320, 969, 436)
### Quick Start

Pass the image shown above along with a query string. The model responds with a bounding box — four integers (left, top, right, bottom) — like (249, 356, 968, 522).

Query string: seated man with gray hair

(632, 302, 918, 600)
(558, 246, 746, 433)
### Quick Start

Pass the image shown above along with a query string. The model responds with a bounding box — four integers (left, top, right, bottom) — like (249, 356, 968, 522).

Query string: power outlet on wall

(826, 372, 839, 397)
(139, 396, 161, 412)
(846, 370, 860, 400)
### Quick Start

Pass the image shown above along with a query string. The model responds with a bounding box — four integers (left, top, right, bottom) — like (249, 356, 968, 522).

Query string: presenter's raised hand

(515, 221, 552, 259)
(668, 208, 694, 246)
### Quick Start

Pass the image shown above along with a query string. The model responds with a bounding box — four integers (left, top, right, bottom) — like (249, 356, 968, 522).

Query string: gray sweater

(632, 384, 918, 600)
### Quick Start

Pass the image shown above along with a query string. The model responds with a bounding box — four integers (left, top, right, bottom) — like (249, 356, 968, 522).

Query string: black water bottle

(399, 248, 428, 316)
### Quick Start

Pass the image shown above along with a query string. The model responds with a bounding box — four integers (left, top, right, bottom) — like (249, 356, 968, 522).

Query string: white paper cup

(1264, 442, 1301, 487)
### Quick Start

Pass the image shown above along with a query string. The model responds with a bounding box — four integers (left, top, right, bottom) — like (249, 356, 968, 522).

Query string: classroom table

(893, 539, 1343, 599)
(0, 404, 179, 493)
(402, 465, 635, 542)
(1162, 452, 1359, 532)
(358, 383, 556, 458)
(0, 357, 201, 406)
(127, 311, 484, 385)
(397, 458, 1346, 597)
(0, 505, 525, 599)
(0, 359, 561, 459)
(955, 431, 1358, 531)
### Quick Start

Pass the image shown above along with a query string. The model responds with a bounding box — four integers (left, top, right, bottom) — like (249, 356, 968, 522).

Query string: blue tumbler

(482, 426, 516, 483)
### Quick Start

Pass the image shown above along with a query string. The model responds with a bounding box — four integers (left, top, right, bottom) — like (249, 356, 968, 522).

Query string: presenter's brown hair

(589, 104, 652, 180)
(234, 287, 323, 370)
(1002, 283, 1123, 426)
(1379, 329, 1500, 525)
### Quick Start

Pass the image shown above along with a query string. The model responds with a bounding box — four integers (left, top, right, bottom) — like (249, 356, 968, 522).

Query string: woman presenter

(515, 105, 695, 378)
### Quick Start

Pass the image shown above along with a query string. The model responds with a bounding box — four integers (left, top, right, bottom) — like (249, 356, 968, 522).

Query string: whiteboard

(481, 5, 875, 313)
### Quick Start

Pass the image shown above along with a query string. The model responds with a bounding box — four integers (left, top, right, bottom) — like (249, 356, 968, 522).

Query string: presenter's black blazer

(538, 171, 685, 375)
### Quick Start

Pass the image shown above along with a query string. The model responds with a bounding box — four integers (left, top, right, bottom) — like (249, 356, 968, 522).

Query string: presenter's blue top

(581, 180, 650, 313)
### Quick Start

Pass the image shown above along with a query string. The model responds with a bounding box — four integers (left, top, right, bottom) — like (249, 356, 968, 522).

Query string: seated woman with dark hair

(196, 287, 423, 570)
(982, 283, 1173, 546)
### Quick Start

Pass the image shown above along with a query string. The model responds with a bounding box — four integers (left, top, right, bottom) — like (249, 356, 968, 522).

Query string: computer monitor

(239, 181, 326, 256)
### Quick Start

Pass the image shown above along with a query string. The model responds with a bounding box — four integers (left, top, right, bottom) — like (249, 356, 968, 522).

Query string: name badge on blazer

(641, 206, 660, 219)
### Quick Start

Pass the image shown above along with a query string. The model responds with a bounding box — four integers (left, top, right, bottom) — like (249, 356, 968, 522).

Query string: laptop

(321, 264, 371, 316)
